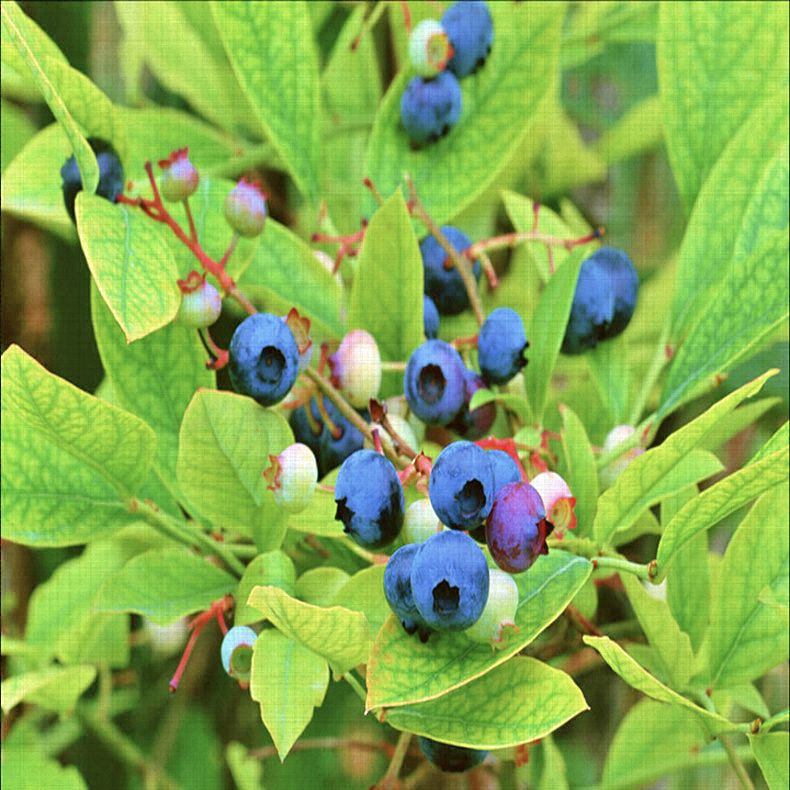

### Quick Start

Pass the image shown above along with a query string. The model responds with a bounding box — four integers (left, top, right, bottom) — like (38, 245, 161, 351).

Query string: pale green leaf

(559, 404, 598, 538)
(225, 742, 263, 790)
(95, 547, 237, 626)
(294, 567, 350, 607)
(539, 733, 569, 790)
(235, 551, 296, 626)
(749, 732, 789, 790)
(750, 420, 789, 465)
(247, 585, 372, 676)
(586, 334, 632, 425)
(469, 389, 531, 422)
(0, 98, 35, 174)
(366, 551, 591, 710)
(330, 565, 390, 640)
(658, 2, 789, 213)
(1, 665, 96, 715)
(385, 657, 587, 749)
(707, 486, 789, 689)
(0, 744, 88, 790)
(250, 630, 328, 762)
(592, 95, 663, 164)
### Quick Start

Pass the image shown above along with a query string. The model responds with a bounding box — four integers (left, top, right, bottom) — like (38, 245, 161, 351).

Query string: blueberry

(264, 442, 318, 514)
(177, 278, 222, 328)
(446, 366, 496, 439)
(319, 400, 369, 477)
(429, 440, 494, 530)
(228, 313, 299, 407)
(411, 530, 490, 630)
(418, 736, 488, 773)
(477, 307, 529, 385)
(224, 177, 267, 237)
(288, 399, 324, 464)
(158, 147, 199, 203)
(486, 481, 553, 573)
(442, 0, 494, 78)
(404, 339, 466, 426)
(420, 227, 481, 315)
(487, 449, 522, 493)
(328, 329, 382, 408)
(400, 70, 462, 146)
(561, 247, 639, 355)
(334, 449, 405, 549)
(220, 625, 257, 684)
(423, 295, 440, 339)
(384, 543, 429, 635)
(61, 138, 124, 225)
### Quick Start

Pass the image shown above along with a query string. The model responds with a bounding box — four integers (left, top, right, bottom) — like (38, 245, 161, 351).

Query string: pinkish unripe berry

(263, 442, 318, 514)
(224, 177, 267, 237)
(177, 275, 222, 328)
(600, 425, 644, 488)
(328, 329, 382, 409)
(530, 471, 577, 538)
(465, 568, 520, 650)
(158, 147, 199, 202)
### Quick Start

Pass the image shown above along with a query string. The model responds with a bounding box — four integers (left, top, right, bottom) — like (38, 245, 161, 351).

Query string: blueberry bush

(1, 2, 788, 789)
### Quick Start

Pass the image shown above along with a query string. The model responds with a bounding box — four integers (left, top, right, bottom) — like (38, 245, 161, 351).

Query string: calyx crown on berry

(158, 146, 199, 202)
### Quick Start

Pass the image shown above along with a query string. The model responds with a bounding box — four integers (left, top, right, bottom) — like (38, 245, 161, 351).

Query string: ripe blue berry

(221, 625, 257, 684)
(61, 138, 124, 225)
(561, 247, 639, 355)
(411, 530, 490, 631)
(487, 449, 522, 493)
(429, 440, 494, 530)
(486, 482, 553, 573)
(404, 340, 466, 426)
(334, 450, 405, 549)
(224, 177, 267, 237)
(420, 227, 481, 315)
(441, 0, 494, 78)
(447, 366, 496, 439)
(477, 307, 529, 385)
(400, 70, 462, 146)
(384, 543, 429, 636)
(418, 736, 488, 773)
(228, 313, 299, 407)
(423, 295, 440, 339)
(288, 399, 324, 464)
(319, 400, 369, 477)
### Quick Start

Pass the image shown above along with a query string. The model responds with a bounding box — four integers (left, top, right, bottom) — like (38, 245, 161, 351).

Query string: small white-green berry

(409, 19, 453, 77)
(402, 498, 442, 544)
(264, 443, 318, 514)
(464, 568, 519, 650)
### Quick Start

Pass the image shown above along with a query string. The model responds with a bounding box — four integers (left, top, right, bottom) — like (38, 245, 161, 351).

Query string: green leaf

(539, 733, 569, 790)
(0, 97, 35, 174)
(0, 744, 88, 790)
(660, 230, 789, 418)
(363, 3, 565, 227)
(95, 547, 237, 626)
(235, 551, 296, 626)
(706, 486, 789, 689)
(592, 95, 663, 165)
(226, 742, 264, 790)
(366, 551, 591, 710)
(610, 508, 661, 548)
(750, 420, 789, 465)
(621, 574, 695, 691)
(559, 404, 598, 538)
(287, 483, 344, 537)
(1, 345, 155, 546)
(77, 192, 180, 341)
(525, 249, 586, 421)
(749, 732, 790, 790)
(658, 2, 789, 213)
(212, 1, 320, 203)
(247, 585, 372, 676)
(582, 636, 738, 736)
(759, 586, 789, 628)
(698, 398, 784, 453)
(250, 630, 329, 762)
(237, 219, 344, 340)
(586, 334, 632, 425)
(294, 567, 350, 607)
(668, 91, 789, 343)
(385, 657, 587, 749)
(90, 282, 214, 506)
(594, 369, 775, 547)
(176, 389, 292, 543)
(1, 665, 96, 715)
(469, 389, 531, 422)
(657, 445, 789, 575)
(347, 189, 424, 396)
(330, 565, 390, 641)
(601, 699, 709, 790)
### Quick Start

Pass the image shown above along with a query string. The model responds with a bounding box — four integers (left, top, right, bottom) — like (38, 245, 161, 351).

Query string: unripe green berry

(158, 147, 199, 202)
(402, 498, 442, 544)
(328, 329, 382, 409)
(178, 279, 222, 328)
(264, 443, 318, 514)
(464, 568, 519, 649)
(224, 177, 267, 237)
(220, 625, 257, 685)
(409, 19, 453, 77)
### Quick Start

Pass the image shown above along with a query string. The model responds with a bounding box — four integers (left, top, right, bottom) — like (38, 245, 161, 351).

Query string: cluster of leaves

(1, 2, 788, 789)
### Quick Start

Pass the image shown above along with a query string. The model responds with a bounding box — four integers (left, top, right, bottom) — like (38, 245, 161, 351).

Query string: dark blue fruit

(400, 70, 463, 146)
(477, 307, 529, 385)
(561, 247, 639, 355)
(429, 440, 494, 530)
(486, 481, 553, 573)
(423, 295, 440, 339)
(487, 449, 522, 493)
(228, 313, 299, 407)
(442, 0, 494, 78)
(61, 138, 124, 224)
(420, 227, 481, 316)
(319, 400, 369, 477)
(418, 736, 489, 773)
(384, 543, 429, 636)
(447, 366, 496, 440)
(334, 450, 405, 549)
(404, 340, 466, 426)
(411, 530, 490, 630)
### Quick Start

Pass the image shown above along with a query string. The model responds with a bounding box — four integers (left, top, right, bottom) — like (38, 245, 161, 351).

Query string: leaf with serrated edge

(95, 548, 237, 626)
(250, 630, 328, 762)
(176, 390, 292, 541)
(657, 445, 789, 575)
(366, 551, 591, 710)
(707, 486, 789, 690)
(1, 665, 96, 715)
(78, 193, 180, 342)
(594, 369, 776, 547)
(363, 3, 565, 227)
(749, 732, 790, 790)
(247, 586, 372, 676)
(583, 636, 738, 737)
(385, 657, 587, 749)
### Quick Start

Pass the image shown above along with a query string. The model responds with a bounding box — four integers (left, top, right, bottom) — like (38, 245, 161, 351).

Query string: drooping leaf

(330, 565, 390, 641)
(235, 552, 296, 626)
(749, 732, 790, 790)
(294, 567, 350, 607)
(385, 657, 588, 749)
(1, 665, 96, 715)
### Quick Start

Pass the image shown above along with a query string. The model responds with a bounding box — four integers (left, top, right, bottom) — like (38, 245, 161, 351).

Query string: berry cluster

(401, 1, 494, 146)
